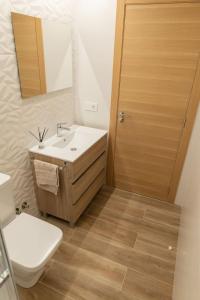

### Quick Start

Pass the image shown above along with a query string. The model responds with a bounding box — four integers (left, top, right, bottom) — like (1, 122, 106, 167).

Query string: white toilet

(0, 172, 63, 288)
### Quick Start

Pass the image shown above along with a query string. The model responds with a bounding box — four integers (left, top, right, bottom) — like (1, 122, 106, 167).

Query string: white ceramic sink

(53, 133, 75, 148)
(29, 125, 107, 162)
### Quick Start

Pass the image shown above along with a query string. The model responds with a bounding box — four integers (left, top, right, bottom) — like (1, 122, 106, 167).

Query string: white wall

(72, 0, 117, 129)
(173, 106, 200, 299)
(0, 0, 74, 215)
(0, 0, 116, 216)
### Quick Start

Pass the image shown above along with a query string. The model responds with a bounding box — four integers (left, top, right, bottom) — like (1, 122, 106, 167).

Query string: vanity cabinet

(30, 135, 107, 226)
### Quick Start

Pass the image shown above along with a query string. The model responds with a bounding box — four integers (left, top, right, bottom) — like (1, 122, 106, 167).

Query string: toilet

(0, 172, 63, 288)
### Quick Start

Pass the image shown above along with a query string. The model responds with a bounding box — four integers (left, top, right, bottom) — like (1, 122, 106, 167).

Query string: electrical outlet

(84, 101, 98, 112)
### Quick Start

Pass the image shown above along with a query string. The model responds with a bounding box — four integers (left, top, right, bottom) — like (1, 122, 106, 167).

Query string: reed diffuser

(29, 128, 48, 149)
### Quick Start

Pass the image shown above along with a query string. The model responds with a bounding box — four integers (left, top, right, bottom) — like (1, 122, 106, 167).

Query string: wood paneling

(108, 1, 200, 202)
(11, 12, 46, 98)
(18, 186, 180, 300)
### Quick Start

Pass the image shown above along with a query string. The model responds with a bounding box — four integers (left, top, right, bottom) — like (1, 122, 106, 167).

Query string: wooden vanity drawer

(72, 170, 105, 223)
(70, 135, 107, 182)
(72, 152, 106, 205)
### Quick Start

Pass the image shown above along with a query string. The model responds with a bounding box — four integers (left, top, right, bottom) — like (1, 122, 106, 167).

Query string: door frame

(107, 0, 200, 202)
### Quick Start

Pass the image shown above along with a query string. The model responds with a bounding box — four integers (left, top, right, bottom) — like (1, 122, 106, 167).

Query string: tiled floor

(18, 186, 181, 300)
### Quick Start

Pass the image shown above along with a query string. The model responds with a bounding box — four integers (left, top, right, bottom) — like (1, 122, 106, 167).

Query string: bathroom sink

(29, 125, 107, 162)
(52, 129, 98, 151)
(53, 132, 75, 148)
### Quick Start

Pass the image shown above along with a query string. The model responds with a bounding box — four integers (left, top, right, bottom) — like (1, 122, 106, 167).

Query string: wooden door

(108, 0, 200, 202)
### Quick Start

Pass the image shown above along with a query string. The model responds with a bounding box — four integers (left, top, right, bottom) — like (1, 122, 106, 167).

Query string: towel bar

(59, 164, 66, 171)
(58, 162, 67, 171)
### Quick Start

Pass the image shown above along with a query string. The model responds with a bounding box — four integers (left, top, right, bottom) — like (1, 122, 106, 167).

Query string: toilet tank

(0, 173, 16, 228)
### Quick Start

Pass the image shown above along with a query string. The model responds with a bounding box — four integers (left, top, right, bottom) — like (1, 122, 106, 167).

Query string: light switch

(84, 101, 98, 112)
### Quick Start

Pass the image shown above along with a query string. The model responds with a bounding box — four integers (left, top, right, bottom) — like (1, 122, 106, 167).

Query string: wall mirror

(11, 12, 73, 99)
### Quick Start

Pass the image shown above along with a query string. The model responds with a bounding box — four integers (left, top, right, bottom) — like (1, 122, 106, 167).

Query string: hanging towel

(34, 160, 59, 195)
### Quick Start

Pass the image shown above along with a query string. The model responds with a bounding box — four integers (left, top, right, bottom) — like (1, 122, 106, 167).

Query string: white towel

(34, 160, 59, 195)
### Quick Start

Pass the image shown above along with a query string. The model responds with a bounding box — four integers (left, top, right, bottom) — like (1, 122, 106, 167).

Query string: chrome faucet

(57, 122, 71, 137)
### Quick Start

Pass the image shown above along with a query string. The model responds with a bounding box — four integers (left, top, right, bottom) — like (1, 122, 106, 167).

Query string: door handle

(119, 112, 125, 123)
(0, 269, 9, 287)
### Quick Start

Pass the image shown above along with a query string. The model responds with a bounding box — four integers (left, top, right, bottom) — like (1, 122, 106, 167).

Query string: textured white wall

(72, 0, 117, 129)
(0, 0, 74, 215)
(173, 106, 200, 299)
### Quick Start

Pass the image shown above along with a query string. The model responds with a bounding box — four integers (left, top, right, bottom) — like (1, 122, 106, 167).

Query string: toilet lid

(3, 213, 63, 272)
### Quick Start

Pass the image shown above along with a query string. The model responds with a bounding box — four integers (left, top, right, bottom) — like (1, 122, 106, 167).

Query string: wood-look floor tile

(97, 188, 146, 210)
(32, 187, 180, 300)
(87, 201, 177, 234)
(17, 282, 72, 300)
(123, 269, 173, 300)
(144, 209, 180, 228)
(69, 228, 174, 285)
(134, 235, 177, 265)
(102, 186, 181, 214)
(69, 227, 131, 256)
(77, 214, 137, 247)
(93, 193, 145, 218)
(41, 260, 122, 300)
(86, 202, 178, 248)
(53, 241, 126, 289)
(138, 231, 178, 251)
(126, 250, 174, 285)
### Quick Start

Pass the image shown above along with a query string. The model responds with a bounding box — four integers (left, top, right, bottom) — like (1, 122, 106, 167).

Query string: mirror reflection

(11, 12, 73, 99)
